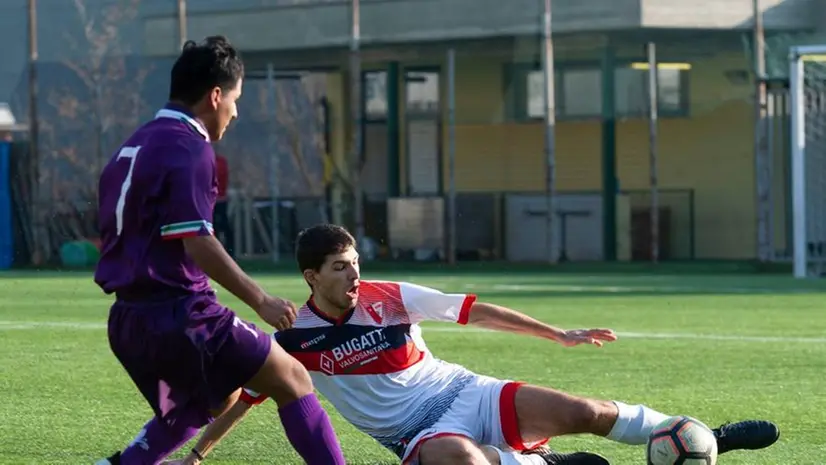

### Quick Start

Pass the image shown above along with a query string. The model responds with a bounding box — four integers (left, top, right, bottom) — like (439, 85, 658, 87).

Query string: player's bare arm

(183, 235, 296, 330)
(464, 301, 618, 348)
(191, 396, 253, 461)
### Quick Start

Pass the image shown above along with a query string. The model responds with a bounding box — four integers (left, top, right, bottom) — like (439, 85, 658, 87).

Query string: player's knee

(516, 385, 614, 437)
(280, 355, 313, 395)
(271, 357, 313, 404)
(418, 436, 489, 465)
(250, 345, 314, 406)
(571, 398, 616, 434)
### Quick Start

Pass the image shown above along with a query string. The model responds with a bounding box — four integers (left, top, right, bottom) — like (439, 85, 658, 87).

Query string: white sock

(606, 401, 671, 445)
(483, 446, 545, 465)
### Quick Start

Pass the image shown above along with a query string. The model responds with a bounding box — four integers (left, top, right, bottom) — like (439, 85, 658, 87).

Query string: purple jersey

(94, 105, 217, 297)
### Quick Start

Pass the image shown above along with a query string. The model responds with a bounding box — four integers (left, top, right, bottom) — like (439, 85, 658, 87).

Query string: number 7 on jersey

(115, 146, 141, 235)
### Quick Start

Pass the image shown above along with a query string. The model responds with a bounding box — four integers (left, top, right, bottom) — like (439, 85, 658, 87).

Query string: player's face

(309, 246, 361, 311)
(204, 78, 242, 141)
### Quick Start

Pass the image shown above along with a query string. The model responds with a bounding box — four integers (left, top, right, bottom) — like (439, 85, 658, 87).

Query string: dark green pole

(601, 45, 618, 261)
(386, 62, 401, 197)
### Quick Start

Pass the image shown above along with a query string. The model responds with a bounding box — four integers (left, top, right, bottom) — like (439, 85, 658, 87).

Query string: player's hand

(255, 294, 297, 331)
(558, 328, 617, 348)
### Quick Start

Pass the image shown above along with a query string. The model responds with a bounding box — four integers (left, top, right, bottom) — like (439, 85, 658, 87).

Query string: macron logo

(300, 334, 327, 349)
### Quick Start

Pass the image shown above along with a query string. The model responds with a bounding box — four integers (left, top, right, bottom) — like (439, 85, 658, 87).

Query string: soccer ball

(646, 416, 718, 465)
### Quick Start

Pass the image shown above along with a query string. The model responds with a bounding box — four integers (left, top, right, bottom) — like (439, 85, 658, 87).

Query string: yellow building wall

(438, 51, 757, 259)
(323, 72, 349, 225)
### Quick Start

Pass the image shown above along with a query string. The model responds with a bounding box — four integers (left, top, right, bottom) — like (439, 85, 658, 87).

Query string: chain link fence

(2, 0, 819, 266)
(0, 0, 332, 265)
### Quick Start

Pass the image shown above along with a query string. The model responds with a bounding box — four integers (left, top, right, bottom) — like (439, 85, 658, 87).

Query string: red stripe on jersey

(457, 294, 477, 325)
(239, 389, 267, 406)
(292, 340, 425, 376)
(161, 231, 204, 240)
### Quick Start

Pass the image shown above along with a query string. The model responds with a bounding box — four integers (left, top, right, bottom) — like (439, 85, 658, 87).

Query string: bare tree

(274, 75, 330, 222)
(35, 0, 152, 260)
(62, 0, 148, 174)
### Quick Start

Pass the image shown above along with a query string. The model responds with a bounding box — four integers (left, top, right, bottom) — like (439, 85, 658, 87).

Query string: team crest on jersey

(320, 353, 335, 375)
(365, 302, 384, 324)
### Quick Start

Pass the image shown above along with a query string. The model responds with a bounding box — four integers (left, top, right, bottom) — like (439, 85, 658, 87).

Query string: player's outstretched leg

(511, 385, 779, 455)
(605, 402, 779, 454)
(244, 342, 346, 465)
(417, 435, 608, 465)
(520, 446, 609, 465)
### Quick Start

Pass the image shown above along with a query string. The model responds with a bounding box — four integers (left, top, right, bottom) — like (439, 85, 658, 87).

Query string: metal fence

(222, 189, 695, 264)
(0, 0, 336, 265)
(0, 0, 815, 266)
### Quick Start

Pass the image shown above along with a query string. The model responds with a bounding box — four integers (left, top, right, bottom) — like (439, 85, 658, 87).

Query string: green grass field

(1, 270, 825, 464)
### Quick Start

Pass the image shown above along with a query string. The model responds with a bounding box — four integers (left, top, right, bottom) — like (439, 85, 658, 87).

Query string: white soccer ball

(646, 416, 718, 465)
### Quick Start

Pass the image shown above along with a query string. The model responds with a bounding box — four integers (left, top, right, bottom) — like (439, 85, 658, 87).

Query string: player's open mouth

(346, 285, 359, 298)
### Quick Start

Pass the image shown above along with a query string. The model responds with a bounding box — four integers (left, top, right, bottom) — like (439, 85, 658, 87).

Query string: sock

(485, 446, 545, 465)
(606, 401, 671, 445)
(278, 393, 346, 465)
(119, 414, 205, 465)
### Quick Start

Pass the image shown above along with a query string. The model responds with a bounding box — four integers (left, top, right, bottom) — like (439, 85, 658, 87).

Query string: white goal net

(790, 45, 826, 277)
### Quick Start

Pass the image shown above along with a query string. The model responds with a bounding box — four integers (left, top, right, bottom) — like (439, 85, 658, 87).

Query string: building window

(525, 69, 563, 119)
(364, 71, 387, 121)
(405, 71, 440, 115)
(515, 62, 689, 120)
(561, 69, 603, 118)
(523, 68, 601, 119)
(526, 70, 545, 118)
(615, 65, 687, 117)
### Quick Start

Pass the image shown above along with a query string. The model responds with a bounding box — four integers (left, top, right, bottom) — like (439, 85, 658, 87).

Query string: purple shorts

(107, 292, 271, 425)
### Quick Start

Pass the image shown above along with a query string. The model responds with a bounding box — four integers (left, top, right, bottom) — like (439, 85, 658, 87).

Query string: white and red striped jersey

(242, 280, 477, 458)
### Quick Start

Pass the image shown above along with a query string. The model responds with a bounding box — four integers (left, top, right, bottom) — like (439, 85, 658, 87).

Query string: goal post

(789, 44, 826, 278)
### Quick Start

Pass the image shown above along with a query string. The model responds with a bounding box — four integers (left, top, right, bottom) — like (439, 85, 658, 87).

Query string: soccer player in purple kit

(93, 36, 346, 465)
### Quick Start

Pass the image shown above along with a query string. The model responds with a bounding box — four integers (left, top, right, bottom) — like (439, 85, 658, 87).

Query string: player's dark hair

(168, 35, 244, 106)
(296, 224, 356, 272)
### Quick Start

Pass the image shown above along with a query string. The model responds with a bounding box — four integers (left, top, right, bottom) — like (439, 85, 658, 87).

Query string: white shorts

(401, 375, 548, 465)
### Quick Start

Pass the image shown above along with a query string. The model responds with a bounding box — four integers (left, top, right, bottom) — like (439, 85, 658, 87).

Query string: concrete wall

(141, 0, 816, 56)
(143, 0, 643, 56)
(642, 0, 816, 29)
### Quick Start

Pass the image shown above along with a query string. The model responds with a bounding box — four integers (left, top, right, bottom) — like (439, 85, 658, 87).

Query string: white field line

(0, 321, 106, 330)
(464, 283, 818, 294)
(424, 326, 826, 344)
(0, 320, 824, 344)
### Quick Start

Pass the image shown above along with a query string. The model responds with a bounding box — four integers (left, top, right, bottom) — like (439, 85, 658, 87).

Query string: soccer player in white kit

(169, 224, 779, 465)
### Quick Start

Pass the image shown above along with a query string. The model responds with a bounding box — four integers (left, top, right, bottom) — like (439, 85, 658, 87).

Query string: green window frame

(506, 61, 691, 121)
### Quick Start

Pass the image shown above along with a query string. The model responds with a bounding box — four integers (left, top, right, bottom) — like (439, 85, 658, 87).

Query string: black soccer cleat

(93, 451, 121, 465)
(523, 446, 611, 465)
(713, 420, 780, 454)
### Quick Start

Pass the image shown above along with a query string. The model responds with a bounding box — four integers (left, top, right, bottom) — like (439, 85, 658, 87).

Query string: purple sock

(278, 393, 346, 465)
(119, 414, 205, 465)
